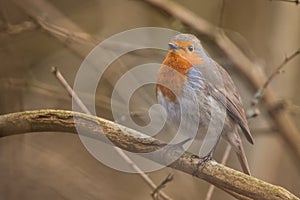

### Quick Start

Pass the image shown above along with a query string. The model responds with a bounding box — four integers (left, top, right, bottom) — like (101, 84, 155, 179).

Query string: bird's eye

(188, 45, 194, 52)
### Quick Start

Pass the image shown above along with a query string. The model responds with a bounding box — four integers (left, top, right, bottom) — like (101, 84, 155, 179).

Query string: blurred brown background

(0, 0, 299, 199)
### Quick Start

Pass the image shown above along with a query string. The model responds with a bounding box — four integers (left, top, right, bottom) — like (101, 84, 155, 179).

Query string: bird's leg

(192, 150, 214, 176)
(195, 150, 214, 171)
(193, 134, 222, 176)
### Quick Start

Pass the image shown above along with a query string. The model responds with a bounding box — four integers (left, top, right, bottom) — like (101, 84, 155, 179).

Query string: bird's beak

(168, 42, 179, 50)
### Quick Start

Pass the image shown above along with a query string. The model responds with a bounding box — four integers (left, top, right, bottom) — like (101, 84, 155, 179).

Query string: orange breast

(156, 52, 193, 101)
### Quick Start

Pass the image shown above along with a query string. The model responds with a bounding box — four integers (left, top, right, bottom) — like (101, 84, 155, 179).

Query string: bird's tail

(235, 141, 251, 176)
(224, 129, 251, 175)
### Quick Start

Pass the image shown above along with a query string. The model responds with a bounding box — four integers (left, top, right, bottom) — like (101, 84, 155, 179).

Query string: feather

(198, 61, 254, 144)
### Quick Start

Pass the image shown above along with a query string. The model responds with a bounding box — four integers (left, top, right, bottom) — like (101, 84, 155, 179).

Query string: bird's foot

(192, 151, 213, 176)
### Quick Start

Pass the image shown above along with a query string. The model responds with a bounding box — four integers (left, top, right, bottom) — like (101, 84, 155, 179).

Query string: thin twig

(152, 174, 174, 199)
(205, 144, 232, 200)
(251, 49, 300, 106)
(50, 67, 172, 200)
(269, 0, 299, 5)
(218, 0, 225, 28)
(38, 18, 96, 46)
(51, 67, 91, 115)
(0, 21, 37, 35)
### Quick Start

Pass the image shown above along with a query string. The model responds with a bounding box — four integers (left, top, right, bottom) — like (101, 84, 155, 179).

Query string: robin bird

(156, 34, 254, 175)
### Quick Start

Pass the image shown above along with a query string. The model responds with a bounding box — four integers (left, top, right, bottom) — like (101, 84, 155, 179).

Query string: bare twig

(144, 0, 300, 164)
(251, 49, 300, 106)
(269, 0, 299, 5)
(50, 67, 172, 200)
(205, 144, 232, 200)
(37, 18, 96, 46)
(51, 67, 91, 115)
(0, 21, 37, 35)
(218, 0, 226, 28)
(152, 174, 174, 199)
(0, 109, 299, 200)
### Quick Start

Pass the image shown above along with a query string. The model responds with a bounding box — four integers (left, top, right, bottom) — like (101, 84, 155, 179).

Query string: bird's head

(167, 34, 205, 66)
(157, 34, 206, 101)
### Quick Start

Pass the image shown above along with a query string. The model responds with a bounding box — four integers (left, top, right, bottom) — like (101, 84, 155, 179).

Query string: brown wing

(207, 62, 254, 144)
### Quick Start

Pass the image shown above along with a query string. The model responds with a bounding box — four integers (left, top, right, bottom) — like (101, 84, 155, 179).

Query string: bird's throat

(156, 52, 192, 102)
(162, 52, 193, 75)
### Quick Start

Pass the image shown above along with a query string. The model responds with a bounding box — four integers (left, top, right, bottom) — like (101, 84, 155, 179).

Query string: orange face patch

(171, 40, 204, 66)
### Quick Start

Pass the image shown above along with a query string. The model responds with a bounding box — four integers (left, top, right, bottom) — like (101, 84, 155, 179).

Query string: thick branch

(0, 109, 298, 200)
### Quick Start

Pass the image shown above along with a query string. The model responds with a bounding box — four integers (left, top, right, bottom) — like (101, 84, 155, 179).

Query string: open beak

(168, 42, 179, 50)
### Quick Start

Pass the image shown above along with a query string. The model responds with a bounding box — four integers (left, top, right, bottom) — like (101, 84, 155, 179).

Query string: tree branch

(0, 109, 298, 200)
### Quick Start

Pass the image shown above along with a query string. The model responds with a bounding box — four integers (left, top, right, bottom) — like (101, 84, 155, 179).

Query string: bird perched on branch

(156, 34, 253, 175)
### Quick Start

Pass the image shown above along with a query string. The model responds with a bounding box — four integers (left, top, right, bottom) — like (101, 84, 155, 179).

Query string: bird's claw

(192, 152, 213, 176)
